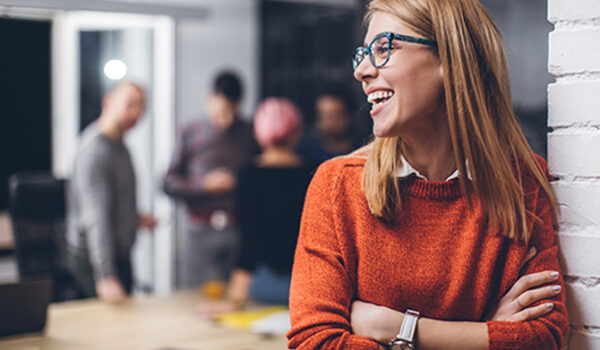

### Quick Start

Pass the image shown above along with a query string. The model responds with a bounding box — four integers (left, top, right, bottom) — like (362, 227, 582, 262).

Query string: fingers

(514, 284, 562, 309)
(487, 269, 562, 322)
(507, 270, 560, 299)
(511, 302, 554, 322)
(519, 246, 537, 270)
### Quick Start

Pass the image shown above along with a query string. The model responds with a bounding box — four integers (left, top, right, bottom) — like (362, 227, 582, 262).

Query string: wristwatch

(388, 309, 420, 350)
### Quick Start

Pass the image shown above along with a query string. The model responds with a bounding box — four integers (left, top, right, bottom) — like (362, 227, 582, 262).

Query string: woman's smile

(367, 89, 395, 117)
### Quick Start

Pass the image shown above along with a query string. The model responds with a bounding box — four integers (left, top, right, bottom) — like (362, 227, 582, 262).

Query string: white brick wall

(548, 0, 600, 22)
(566, 281, 600, 326)
(550, 30, 600, 74)
(557, 231, 600, 276)
(548, 0, 600, 348)
(549, 132, 600, 176)
(548, 81, 600, 126)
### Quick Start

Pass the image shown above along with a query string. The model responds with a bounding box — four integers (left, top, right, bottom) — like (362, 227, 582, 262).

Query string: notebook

(0, 279, 53, 337)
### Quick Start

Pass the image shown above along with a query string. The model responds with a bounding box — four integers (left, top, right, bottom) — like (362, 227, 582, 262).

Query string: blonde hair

(357, 0, 557, 242)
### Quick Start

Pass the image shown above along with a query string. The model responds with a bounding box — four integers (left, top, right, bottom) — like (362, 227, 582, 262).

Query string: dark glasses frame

(352, 32, 437, 70)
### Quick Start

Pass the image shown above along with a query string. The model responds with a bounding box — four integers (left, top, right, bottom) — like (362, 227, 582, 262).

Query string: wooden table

(0, 290, 289, 350)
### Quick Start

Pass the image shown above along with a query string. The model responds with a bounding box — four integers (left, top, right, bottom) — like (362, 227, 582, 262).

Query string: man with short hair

(66, 82, 156, 303)
(163, 71, 258, 288)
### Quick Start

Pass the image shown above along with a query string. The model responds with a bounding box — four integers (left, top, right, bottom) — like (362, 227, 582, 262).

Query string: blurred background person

(66, 82, 157, 303)
(163, 71, 259, 290)
(297, 87, 364, 164)
(198, 97, 315, 316)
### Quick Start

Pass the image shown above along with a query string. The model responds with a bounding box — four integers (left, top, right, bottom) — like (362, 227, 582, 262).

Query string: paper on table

(249, 310, 290, 336)
(214, 306, 288, 332)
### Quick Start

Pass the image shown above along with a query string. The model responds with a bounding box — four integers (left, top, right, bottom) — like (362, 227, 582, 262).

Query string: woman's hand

(485, 246, 562, 322)
(351, 300, 403, 344)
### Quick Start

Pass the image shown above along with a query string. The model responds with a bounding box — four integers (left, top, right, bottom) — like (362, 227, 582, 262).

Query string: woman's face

(354, 12, 445, 138)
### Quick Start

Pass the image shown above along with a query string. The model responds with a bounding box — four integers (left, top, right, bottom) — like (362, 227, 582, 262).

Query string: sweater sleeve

(77, 149, 117, 280)
(486, 182, 569, 349)
(287, 161, 380, 350)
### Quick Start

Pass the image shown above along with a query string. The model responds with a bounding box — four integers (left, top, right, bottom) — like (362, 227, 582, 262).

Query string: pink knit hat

(254, 97, 303, 148)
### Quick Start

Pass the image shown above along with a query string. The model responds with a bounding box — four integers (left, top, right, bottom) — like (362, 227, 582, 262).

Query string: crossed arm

(351, 262, 563, 349)
(288, 238, 566, 350)
(287, 162, 569, 350)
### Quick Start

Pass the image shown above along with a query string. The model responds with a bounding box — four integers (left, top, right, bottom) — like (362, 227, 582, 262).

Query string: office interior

(0, 0, 551, 305)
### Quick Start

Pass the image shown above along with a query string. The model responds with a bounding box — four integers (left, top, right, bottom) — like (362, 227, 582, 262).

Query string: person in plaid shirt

(163, 71, 259, 288)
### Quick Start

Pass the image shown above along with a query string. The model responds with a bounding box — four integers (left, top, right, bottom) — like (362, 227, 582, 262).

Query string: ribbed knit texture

(287, 156, 568, 350)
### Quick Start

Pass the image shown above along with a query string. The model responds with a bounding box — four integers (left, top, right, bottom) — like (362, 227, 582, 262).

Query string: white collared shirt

(396, 155, 471, 181)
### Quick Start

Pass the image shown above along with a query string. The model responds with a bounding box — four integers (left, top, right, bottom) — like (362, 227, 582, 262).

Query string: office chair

(8, 172, 78, 301)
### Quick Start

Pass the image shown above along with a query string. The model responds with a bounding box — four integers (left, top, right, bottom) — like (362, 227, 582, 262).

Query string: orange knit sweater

(287, 156, 568, 349)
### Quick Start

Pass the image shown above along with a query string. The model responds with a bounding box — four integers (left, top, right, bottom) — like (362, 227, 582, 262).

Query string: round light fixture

(103, 59, 127, 80)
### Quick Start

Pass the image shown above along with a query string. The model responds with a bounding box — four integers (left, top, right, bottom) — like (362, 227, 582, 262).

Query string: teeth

(367, 90, 394, 103)
(371, 101, 386, 110)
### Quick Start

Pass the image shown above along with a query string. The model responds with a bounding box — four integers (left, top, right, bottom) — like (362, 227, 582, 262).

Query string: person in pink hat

(197, 97, 316, 316)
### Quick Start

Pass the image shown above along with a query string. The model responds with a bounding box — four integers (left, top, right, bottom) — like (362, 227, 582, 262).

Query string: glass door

(52, 11, 175, 293)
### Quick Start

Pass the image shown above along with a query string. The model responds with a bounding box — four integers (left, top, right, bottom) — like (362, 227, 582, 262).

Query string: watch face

(390, 341, 414, 350)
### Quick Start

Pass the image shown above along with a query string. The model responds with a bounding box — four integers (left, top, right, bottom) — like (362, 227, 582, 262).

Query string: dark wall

(0, 18, 52, 210)
(79, 31, 104, 132)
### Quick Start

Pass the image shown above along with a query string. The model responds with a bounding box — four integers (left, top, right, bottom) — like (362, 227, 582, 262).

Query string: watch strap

(391, 309, 420, 345)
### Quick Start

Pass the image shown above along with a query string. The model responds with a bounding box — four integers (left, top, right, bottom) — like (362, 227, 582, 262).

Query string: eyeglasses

(352, 32, 437, 70)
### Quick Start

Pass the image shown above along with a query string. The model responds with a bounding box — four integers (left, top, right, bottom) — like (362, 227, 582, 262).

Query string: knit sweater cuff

(287, 329, 381, 350)
(486, 320, 529, 350)
(351, 336, 381, 350)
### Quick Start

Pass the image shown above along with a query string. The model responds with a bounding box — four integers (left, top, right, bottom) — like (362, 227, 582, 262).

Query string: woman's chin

(372, 122, 397, 138)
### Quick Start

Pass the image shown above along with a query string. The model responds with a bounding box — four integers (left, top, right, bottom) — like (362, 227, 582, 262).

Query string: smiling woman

(354, 12, 445, 142)
(286, 0, 569, 349)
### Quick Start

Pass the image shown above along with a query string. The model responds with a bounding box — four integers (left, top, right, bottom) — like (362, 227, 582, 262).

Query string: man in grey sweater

(67, 82, 156, 303)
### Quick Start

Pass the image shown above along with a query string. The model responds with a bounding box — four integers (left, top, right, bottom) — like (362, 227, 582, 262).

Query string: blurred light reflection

(103, 59, 127, 80)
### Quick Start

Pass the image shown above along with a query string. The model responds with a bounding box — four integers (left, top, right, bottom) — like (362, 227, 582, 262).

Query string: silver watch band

(390, 309, 420, 348)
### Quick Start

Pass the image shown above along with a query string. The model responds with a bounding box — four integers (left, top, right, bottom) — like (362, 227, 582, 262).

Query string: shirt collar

(396, 155, 471, 181)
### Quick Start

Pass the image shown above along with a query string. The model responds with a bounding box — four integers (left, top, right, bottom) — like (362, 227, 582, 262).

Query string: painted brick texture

(548, 0, 600, 22)
(548, 132, 600, 176)
(557, 231, 600, 277)
(548, 0, 600, 348)
(548, 81, 600, 126)
(549, 30, 600, 75)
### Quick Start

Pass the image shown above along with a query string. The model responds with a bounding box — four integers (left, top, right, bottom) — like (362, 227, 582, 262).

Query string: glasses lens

(352, 47, 367, 70)
(370, 35, 390, 68)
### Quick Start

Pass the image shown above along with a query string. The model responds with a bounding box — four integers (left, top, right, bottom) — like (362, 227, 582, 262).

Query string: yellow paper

(214, 306, 288, 330)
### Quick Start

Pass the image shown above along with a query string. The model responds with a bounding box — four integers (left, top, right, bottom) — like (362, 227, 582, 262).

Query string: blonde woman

(286, 0, 568, 349)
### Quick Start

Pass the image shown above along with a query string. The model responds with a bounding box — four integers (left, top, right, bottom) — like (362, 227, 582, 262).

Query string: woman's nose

(353, 56, 377, 82)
